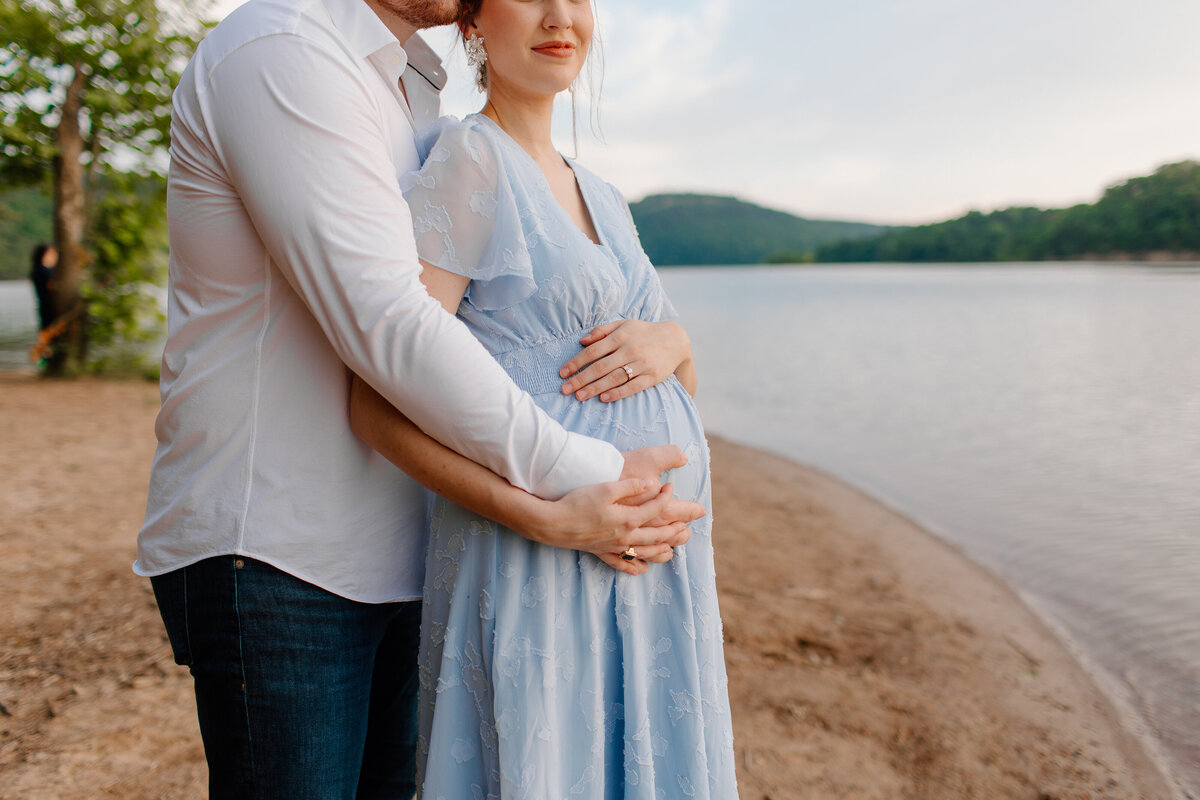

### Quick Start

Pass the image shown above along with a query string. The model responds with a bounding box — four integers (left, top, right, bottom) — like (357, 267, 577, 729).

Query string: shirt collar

(403, 31, 447, 93)
(324, 0, 397, 62)
(324, 0, 446, 92)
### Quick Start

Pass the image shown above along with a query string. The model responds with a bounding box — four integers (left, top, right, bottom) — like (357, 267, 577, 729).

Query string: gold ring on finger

(622, 364, 635, 382)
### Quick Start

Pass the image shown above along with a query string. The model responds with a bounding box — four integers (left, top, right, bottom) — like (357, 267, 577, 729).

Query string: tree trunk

(47, 63, 90, 375)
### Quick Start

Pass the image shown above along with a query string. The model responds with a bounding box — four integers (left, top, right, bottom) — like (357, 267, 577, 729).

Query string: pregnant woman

(353, 0, 738, 796)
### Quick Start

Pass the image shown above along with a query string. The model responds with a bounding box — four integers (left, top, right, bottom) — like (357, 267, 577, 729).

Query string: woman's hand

(559, 320, 695, 402)
(596, 545, 676, 576)
(524, 479, 697, 572)
(350, 375, 700, 577)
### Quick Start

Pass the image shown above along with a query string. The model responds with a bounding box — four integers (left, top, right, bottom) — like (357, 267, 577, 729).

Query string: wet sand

(0, 374, 1175, 798)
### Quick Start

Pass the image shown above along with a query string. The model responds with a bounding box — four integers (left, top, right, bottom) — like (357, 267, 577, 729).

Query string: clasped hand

(529, 445, 703, 576)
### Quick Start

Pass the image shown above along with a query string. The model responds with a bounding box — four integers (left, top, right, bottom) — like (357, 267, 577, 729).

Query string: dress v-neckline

(473, 114, 610, 251)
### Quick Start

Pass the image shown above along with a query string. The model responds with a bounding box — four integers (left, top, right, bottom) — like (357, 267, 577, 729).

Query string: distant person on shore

(29, 244, 57, 331)
(135, 0, 700, 796)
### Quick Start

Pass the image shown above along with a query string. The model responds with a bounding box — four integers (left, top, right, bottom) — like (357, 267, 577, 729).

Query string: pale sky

(210, 0, 1200, 225)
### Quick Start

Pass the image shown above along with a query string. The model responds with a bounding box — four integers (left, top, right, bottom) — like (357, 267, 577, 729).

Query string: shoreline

(725, 439, 1188, 800)
(0, 374, 1178, 798)
(708, 437, 1176, 799)
(1012, 589, 1186, 800)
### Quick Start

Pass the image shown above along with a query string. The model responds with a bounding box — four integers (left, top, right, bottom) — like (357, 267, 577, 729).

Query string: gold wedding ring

(621, 546, 638, 561)
(622, 364, 635, 382)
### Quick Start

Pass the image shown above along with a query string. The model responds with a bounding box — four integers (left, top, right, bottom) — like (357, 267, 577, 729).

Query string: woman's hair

(457, 0, 606, 151)
(455, 0, 483, 30)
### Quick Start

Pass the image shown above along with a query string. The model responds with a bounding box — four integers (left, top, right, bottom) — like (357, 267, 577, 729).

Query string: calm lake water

(659, 263, 1200, 798)
(2, 265, 1198, 794)
(0, 280, 38, 370)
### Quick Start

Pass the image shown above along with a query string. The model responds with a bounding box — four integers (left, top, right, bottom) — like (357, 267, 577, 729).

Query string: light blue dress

(403, 114, 738, 800)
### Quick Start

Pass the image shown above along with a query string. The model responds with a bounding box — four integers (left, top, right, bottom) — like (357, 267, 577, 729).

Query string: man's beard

(377, 0, 461, 28)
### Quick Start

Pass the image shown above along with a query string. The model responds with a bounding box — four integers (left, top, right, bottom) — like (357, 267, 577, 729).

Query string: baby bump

(535, 379, 709, 507)
(490, 331, 709, 503)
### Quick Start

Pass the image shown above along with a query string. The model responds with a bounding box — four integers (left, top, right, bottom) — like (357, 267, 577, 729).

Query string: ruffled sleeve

(602, 180, 679, 322)
(401, 117, 537, 310)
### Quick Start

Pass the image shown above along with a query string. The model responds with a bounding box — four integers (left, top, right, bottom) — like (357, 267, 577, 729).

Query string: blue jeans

(151, 556, 420, 800)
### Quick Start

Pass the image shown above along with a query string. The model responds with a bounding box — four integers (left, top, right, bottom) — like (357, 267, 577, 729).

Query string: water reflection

(660, 263, 1200, 796)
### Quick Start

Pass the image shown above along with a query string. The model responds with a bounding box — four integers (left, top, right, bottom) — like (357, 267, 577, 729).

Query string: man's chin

(379, 0, 461, 29)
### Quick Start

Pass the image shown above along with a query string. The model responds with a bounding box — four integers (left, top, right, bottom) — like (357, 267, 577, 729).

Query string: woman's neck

(481, 88, 559, 162)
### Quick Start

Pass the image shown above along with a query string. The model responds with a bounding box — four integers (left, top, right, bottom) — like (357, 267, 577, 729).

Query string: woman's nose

(543, 0, 573, 29)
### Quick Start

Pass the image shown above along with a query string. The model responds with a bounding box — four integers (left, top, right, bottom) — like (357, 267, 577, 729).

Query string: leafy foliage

(81, 173, 166, 376)
(764, 250, 815, 265)
(0, 0, 208, 373)
(0, 0, 205, 184)
(0, 185, 52, 279)
(818, 161, 1200, 263)
(629, 193, 891, 266)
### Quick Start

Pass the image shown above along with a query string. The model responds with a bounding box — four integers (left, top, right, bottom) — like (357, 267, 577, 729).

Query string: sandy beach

(0, 373, 1176, 799)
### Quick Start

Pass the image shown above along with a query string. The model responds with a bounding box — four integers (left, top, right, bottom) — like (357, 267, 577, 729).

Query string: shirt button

(234, 558, 245, 569)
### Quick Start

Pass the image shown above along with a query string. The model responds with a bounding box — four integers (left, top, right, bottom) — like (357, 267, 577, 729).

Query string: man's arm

(201, 34, 631, 499)
(348, 374, 698, 574)
(351, 260, 701, 567)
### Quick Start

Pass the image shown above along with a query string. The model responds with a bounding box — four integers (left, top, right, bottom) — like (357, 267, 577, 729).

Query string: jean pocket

(150, 569, 193, 667)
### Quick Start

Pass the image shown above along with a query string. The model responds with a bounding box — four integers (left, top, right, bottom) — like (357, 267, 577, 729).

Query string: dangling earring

(465, 33, 488, 92)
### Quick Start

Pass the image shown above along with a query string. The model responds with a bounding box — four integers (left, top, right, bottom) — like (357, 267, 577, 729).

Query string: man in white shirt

(137, 0, 698, 797)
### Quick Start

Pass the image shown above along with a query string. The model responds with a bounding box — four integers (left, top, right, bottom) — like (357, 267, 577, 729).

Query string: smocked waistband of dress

(493, 331, 598, 396)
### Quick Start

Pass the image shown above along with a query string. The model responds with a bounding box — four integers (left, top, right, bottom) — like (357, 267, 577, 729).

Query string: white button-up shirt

(135, 0, 623, 603)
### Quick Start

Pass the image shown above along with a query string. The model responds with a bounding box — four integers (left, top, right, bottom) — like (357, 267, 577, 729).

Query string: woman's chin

(491, 68, 583, 101)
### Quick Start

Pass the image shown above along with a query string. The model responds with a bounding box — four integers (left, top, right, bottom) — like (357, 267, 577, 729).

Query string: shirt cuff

(531, 433, 624, 500)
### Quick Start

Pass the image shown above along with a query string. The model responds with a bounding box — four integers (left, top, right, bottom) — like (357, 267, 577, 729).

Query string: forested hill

(629, 193, 891, 266)
(7, 161, 1195, 280)
(0, 186, 52, 281)
(0, 178, 163, 281)
(817, 160, 1200, 263)
(0, 185, 884, 279)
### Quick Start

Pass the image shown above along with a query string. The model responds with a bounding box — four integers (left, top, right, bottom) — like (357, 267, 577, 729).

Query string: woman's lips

(531, 42, 575, 58)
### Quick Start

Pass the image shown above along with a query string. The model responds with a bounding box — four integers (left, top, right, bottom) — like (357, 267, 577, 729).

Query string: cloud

(571, 0, 1200, 223)
(213, 0, 1200, 224)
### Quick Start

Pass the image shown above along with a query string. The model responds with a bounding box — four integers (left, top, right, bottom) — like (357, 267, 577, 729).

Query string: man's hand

(523, 475, 703, 576)
(617, 444, 689, 506)
(347, 378, 703, 576)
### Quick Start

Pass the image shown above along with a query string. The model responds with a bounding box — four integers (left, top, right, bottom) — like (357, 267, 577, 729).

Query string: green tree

(0, 0, 207, 374)
(0, 186, 52, 279)
(817, 161, 1200, 264)
(81, 172, 167, 375)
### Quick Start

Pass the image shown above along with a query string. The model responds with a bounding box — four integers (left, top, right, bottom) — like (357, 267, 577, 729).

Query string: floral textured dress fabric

(403, 114, 738, 800)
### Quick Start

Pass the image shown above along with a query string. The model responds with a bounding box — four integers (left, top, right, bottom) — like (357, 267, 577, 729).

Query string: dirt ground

(0, 374, 1177, 799)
